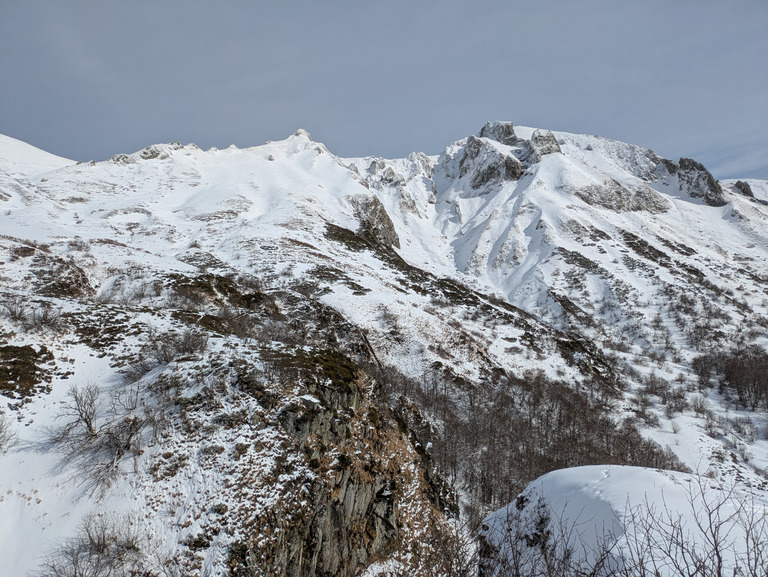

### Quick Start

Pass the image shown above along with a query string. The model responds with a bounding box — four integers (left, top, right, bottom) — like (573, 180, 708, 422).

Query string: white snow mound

(481, 465, 768, 577)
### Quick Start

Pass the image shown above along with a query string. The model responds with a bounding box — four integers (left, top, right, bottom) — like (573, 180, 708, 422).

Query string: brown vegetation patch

(0, 344, 55, 399)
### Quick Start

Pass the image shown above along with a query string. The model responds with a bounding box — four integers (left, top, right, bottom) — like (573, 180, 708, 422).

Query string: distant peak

(293, 129, 312, 140)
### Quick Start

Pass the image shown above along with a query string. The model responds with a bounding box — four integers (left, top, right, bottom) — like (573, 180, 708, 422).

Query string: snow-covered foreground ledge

(479, 465, 768, 577)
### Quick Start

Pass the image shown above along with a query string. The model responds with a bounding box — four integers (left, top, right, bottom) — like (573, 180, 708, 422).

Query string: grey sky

(1, 1, 766, 179)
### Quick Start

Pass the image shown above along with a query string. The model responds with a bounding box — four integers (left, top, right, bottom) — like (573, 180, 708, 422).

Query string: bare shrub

(55, 382, 100, 440)
(413, 517, 479, 577)
(59, 417, 146, 495)
(1, 295, 29, 323)
(110, 381, 142, 413)
(633, 390, 660, 427)
(27, 303, 65, 332)
(67, 238, 91, 252)
(1, 296, 65, 332)
(121, 357, 157, 384)
(690, 394, 710, 416)
(143, 403, 172, 442)
(619, 478, 768, 577)
(643, 371, 670, 397)
(48, 383, 146, 494)
(166, 284, 208, 310)
(481, 496, 618, 577)
(100, 416, 144, 465)
(705, 414, 723, 438)
(216, 306, 252, 339)
(152, 329, 208, 363)
(35, 513, 144, 577)
(730, 415, 757, 442)
(663, 386, 688, 417)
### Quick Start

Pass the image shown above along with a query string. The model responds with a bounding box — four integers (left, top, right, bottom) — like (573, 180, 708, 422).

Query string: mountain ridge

(1, 123, 767, 576)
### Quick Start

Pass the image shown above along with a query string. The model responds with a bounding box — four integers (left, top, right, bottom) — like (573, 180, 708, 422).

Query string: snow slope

(0, 134, 74, 177)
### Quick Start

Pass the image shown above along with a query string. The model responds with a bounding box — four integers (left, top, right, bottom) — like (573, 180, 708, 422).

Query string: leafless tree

(110, 380, 141, 413)
(67, 382, 100, 437)
(0, 411, 17, 453)
(48, 383, 100, 449)
(47, 382, 146, 495)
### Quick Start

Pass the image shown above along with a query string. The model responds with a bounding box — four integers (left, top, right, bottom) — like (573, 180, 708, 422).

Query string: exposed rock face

(652, 157, 679, 186)
(458, 136, 523, 191)
(735, 180, 754, 197)
(659, 158, 679, 175)
(677, 157, 726, 206)
(530, 129, 562, 157)
(351, 194, 401, 249)
(574, 179, 669, 214)
(509, 129, 564, 168)
(257, 380, 395, 576)
(234, 357, 454, 577)
(468, 156, 522, 190)
(478, 121, 518, 145)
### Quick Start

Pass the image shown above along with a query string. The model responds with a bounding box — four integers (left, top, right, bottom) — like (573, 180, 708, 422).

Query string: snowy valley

(1, 122, 767, 576)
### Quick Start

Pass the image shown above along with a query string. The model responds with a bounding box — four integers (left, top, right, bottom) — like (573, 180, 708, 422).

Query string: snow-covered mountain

(1, 123, 766, 575)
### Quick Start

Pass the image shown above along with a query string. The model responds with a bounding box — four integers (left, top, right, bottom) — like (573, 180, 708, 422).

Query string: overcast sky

(1, 1, 766, 179)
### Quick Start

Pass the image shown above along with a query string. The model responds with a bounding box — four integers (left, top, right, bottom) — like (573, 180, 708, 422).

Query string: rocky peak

(478, 121, 518, 145)
(677, 157, 726, 206)
(654, 157, 679, 177)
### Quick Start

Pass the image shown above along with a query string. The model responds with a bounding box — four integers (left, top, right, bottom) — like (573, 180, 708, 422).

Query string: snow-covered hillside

(1, 123, 766, 576)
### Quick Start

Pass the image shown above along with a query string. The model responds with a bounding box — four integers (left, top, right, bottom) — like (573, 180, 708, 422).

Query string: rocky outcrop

(530, 129, 562, 157)
(652, 157, 679, 186)
(232, 355, 456, 577)
(458, 136, 523, 191)
(261, 401, 399, 576)
(734, 180, 754, 197)
(478, 121, 518, 145)
(511, 129, 564, 169)
(677, 157, 726, 206)
(351, 194, 400, 249)
(574, 179, 669, 214)
(478, 123, 560, 164)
